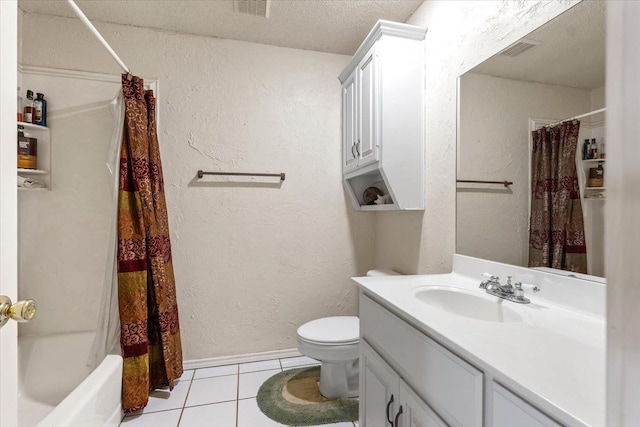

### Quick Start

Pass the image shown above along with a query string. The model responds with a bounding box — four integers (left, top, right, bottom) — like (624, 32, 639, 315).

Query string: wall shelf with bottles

(17, 121, 51, 191)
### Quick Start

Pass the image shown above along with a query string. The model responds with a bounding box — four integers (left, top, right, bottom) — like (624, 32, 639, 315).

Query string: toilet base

(318, 358, 359, 399)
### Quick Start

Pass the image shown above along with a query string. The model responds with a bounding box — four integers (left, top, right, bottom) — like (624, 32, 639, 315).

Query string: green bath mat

(256, 366, 359, 426)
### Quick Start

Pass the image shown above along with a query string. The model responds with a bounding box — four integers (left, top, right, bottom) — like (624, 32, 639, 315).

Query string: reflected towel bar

(457, 179, 513, 188)
(197, 170, 285, 181)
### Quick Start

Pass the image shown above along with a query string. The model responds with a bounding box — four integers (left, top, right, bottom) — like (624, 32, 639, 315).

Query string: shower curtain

(528, 120, 587, 273)
(118, 75, 183, 412)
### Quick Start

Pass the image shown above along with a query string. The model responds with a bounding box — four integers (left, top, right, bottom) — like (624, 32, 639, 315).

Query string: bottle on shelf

(34, 93, 47, 126)
(582, 139, 590, 160)
(23, 90, 35, 124)
(590, 138, 598, 159)
(17, 124, 37, 169)
(17, 87, 23, 122)
(599, 139, 606, 159)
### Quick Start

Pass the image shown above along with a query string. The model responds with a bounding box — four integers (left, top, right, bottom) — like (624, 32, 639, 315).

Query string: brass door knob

(0, 295, 37, 327)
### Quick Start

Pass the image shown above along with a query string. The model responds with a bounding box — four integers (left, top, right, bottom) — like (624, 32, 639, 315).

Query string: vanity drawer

(360, 294, 483, 427)
(490, 382, 562, 427)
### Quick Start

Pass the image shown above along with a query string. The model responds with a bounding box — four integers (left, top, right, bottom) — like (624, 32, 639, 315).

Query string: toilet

(297, 316, 360, 399)
(296, 269, 400, 399)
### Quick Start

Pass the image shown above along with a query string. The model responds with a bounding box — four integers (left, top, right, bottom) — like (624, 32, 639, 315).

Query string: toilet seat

(297, 316, 359, 346)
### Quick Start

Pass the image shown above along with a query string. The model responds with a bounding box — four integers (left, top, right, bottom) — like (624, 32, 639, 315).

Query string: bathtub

(19, 331, 122, 427)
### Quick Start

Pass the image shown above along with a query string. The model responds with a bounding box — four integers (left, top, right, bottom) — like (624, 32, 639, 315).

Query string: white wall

(374, 0, 579, 274)
(457, 73, 591, 267)
(19, 13, 375, 360)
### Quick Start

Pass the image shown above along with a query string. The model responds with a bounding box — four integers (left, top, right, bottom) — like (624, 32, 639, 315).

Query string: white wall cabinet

(359, 293, 565, 427)
(339, 20, 426, 211)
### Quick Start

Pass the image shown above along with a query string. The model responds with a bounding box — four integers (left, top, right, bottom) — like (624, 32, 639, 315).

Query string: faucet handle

(482, 272, 499, 281)
(515, 282, 540, 293)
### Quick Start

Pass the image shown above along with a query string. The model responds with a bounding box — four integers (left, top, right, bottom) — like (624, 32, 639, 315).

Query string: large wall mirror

(456, 1, 606, 278)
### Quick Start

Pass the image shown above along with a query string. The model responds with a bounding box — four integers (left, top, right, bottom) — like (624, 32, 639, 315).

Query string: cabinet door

(397, 380, 448, 427)
(361, 339, 398, 427)
(490, 382, 562, 427)
(357, 47, 378, 168)
(342, 72, 358, 173)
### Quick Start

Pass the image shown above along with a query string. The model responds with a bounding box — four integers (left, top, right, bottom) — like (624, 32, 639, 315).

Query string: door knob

(0, 295, 37, 327)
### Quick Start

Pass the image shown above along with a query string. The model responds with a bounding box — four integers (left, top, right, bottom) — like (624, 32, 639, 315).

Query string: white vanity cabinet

(361, 339, 446, 427)
(360, 294, 483, 427)
(339, 20, 426, 211)
(490, 382, 562, 427)
(360, 293, 567, 427)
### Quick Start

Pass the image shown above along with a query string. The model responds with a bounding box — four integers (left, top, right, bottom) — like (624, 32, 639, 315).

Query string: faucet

(479, 273, 540, 304)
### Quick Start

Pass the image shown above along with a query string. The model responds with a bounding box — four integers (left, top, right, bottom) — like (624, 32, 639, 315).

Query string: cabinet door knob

(386, 394, 395, 425)
(356, 139, 361, 156)
(352, 142, 357, 159)
(394, 405, 404, 427)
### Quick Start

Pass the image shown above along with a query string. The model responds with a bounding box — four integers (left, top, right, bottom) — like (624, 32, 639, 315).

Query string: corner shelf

(17, 121, 51, 191)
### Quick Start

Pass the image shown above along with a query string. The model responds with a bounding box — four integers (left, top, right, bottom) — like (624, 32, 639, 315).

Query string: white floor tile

(238, 368, 281, 399)
(304, 423, 355, 427)
(193, 364, 238, 380)
(120, 409, 181, 427)
(237, 397, 289, 427)
(143, 377, 191, 413)
(179, 401, 236, 427)
(239, 359, 282, 373)
(179, 369, 195, 381)
(186, 375, 238, 407)
(280, 356, 320, 369)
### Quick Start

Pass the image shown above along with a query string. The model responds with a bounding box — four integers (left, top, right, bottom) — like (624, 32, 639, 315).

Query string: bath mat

(256, 366, 359, 426)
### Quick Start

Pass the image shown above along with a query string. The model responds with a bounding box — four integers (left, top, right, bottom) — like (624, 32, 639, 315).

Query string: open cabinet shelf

(17, 121, 51, 191)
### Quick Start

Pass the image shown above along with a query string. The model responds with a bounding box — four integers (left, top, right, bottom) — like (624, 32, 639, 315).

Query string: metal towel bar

(457, 179, 513, 188)
(197, 170, 285, 181)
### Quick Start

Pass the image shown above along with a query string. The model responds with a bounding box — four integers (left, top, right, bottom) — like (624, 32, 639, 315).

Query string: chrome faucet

(479, 273, 540, 304)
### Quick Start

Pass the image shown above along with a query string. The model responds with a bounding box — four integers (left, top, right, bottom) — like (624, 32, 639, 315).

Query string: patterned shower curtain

(528, 120, 587, 273)
(118, 75, 183, 412)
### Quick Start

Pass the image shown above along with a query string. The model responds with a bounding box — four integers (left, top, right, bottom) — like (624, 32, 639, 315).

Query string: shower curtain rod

(546, 107, 607, 127)
(66, 0, 131, 74)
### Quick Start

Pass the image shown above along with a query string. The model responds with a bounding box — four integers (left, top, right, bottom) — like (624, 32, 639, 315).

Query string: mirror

(456, 1, 606, 278)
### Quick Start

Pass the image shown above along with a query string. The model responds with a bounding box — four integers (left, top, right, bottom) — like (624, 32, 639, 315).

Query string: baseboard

(183, 348, 302, 370)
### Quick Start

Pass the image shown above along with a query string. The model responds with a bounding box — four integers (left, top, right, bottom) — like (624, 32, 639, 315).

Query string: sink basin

(414, 286, 522, 323)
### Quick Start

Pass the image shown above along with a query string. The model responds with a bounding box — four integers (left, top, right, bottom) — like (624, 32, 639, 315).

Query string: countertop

(353, 269, 605, 427)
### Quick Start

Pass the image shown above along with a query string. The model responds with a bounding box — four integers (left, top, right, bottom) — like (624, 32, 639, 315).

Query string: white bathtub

(19, 331, 123, 427)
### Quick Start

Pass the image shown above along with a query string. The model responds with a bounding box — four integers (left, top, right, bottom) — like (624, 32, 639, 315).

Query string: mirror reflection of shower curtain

(88, 90, 124, 368)
(528, 120, 588, 273)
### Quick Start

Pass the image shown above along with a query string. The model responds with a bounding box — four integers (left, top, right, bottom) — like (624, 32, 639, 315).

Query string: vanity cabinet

(360, 293, 565, 427)
(339, 20, 426, 211)
(361, 338, 446, 427)
(490, 382, 562, 427)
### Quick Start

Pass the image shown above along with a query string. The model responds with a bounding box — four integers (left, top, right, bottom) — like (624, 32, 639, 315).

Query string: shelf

(17, 121, 48, 131)
(18, 187, 48, 192)
(584, 187, 606, 190)
(18, 168, 48, 175)
(584, 197, 606, 201)
(359, 204, 399, 211)
(582, 159, 606, 163)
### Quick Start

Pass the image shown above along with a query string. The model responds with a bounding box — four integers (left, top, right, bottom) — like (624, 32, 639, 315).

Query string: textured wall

(375, 0, 580, 274)
(457, 73, 590, 267)
(20, 13, 375, 359)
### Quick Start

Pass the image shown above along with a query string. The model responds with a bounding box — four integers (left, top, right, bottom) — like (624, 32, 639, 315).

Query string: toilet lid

(297, 316, 359, 345)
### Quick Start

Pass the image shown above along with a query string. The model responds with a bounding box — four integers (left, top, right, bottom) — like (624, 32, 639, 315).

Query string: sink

(414, 286, 522, 323)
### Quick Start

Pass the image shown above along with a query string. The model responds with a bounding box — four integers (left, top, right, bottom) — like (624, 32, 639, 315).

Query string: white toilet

(297, 316, 360, 399)
(296, 269, 400, 399)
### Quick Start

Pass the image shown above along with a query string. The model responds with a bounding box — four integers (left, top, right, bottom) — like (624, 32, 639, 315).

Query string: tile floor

(120, 356, 359, 427)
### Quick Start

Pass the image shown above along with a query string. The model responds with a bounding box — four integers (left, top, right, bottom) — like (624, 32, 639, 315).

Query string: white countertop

(353, 258, 605, 427)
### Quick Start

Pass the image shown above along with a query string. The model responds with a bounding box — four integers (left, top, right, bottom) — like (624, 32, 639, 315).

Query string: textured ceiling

(18, 0, 424, 55)
(470, 0, 605, 90)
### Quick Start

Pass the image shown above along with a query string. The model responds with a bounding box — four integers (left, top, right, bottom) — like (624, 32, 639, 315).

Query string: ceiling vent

(234, 0, 270, 18)
(498, 39, 541, 57)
